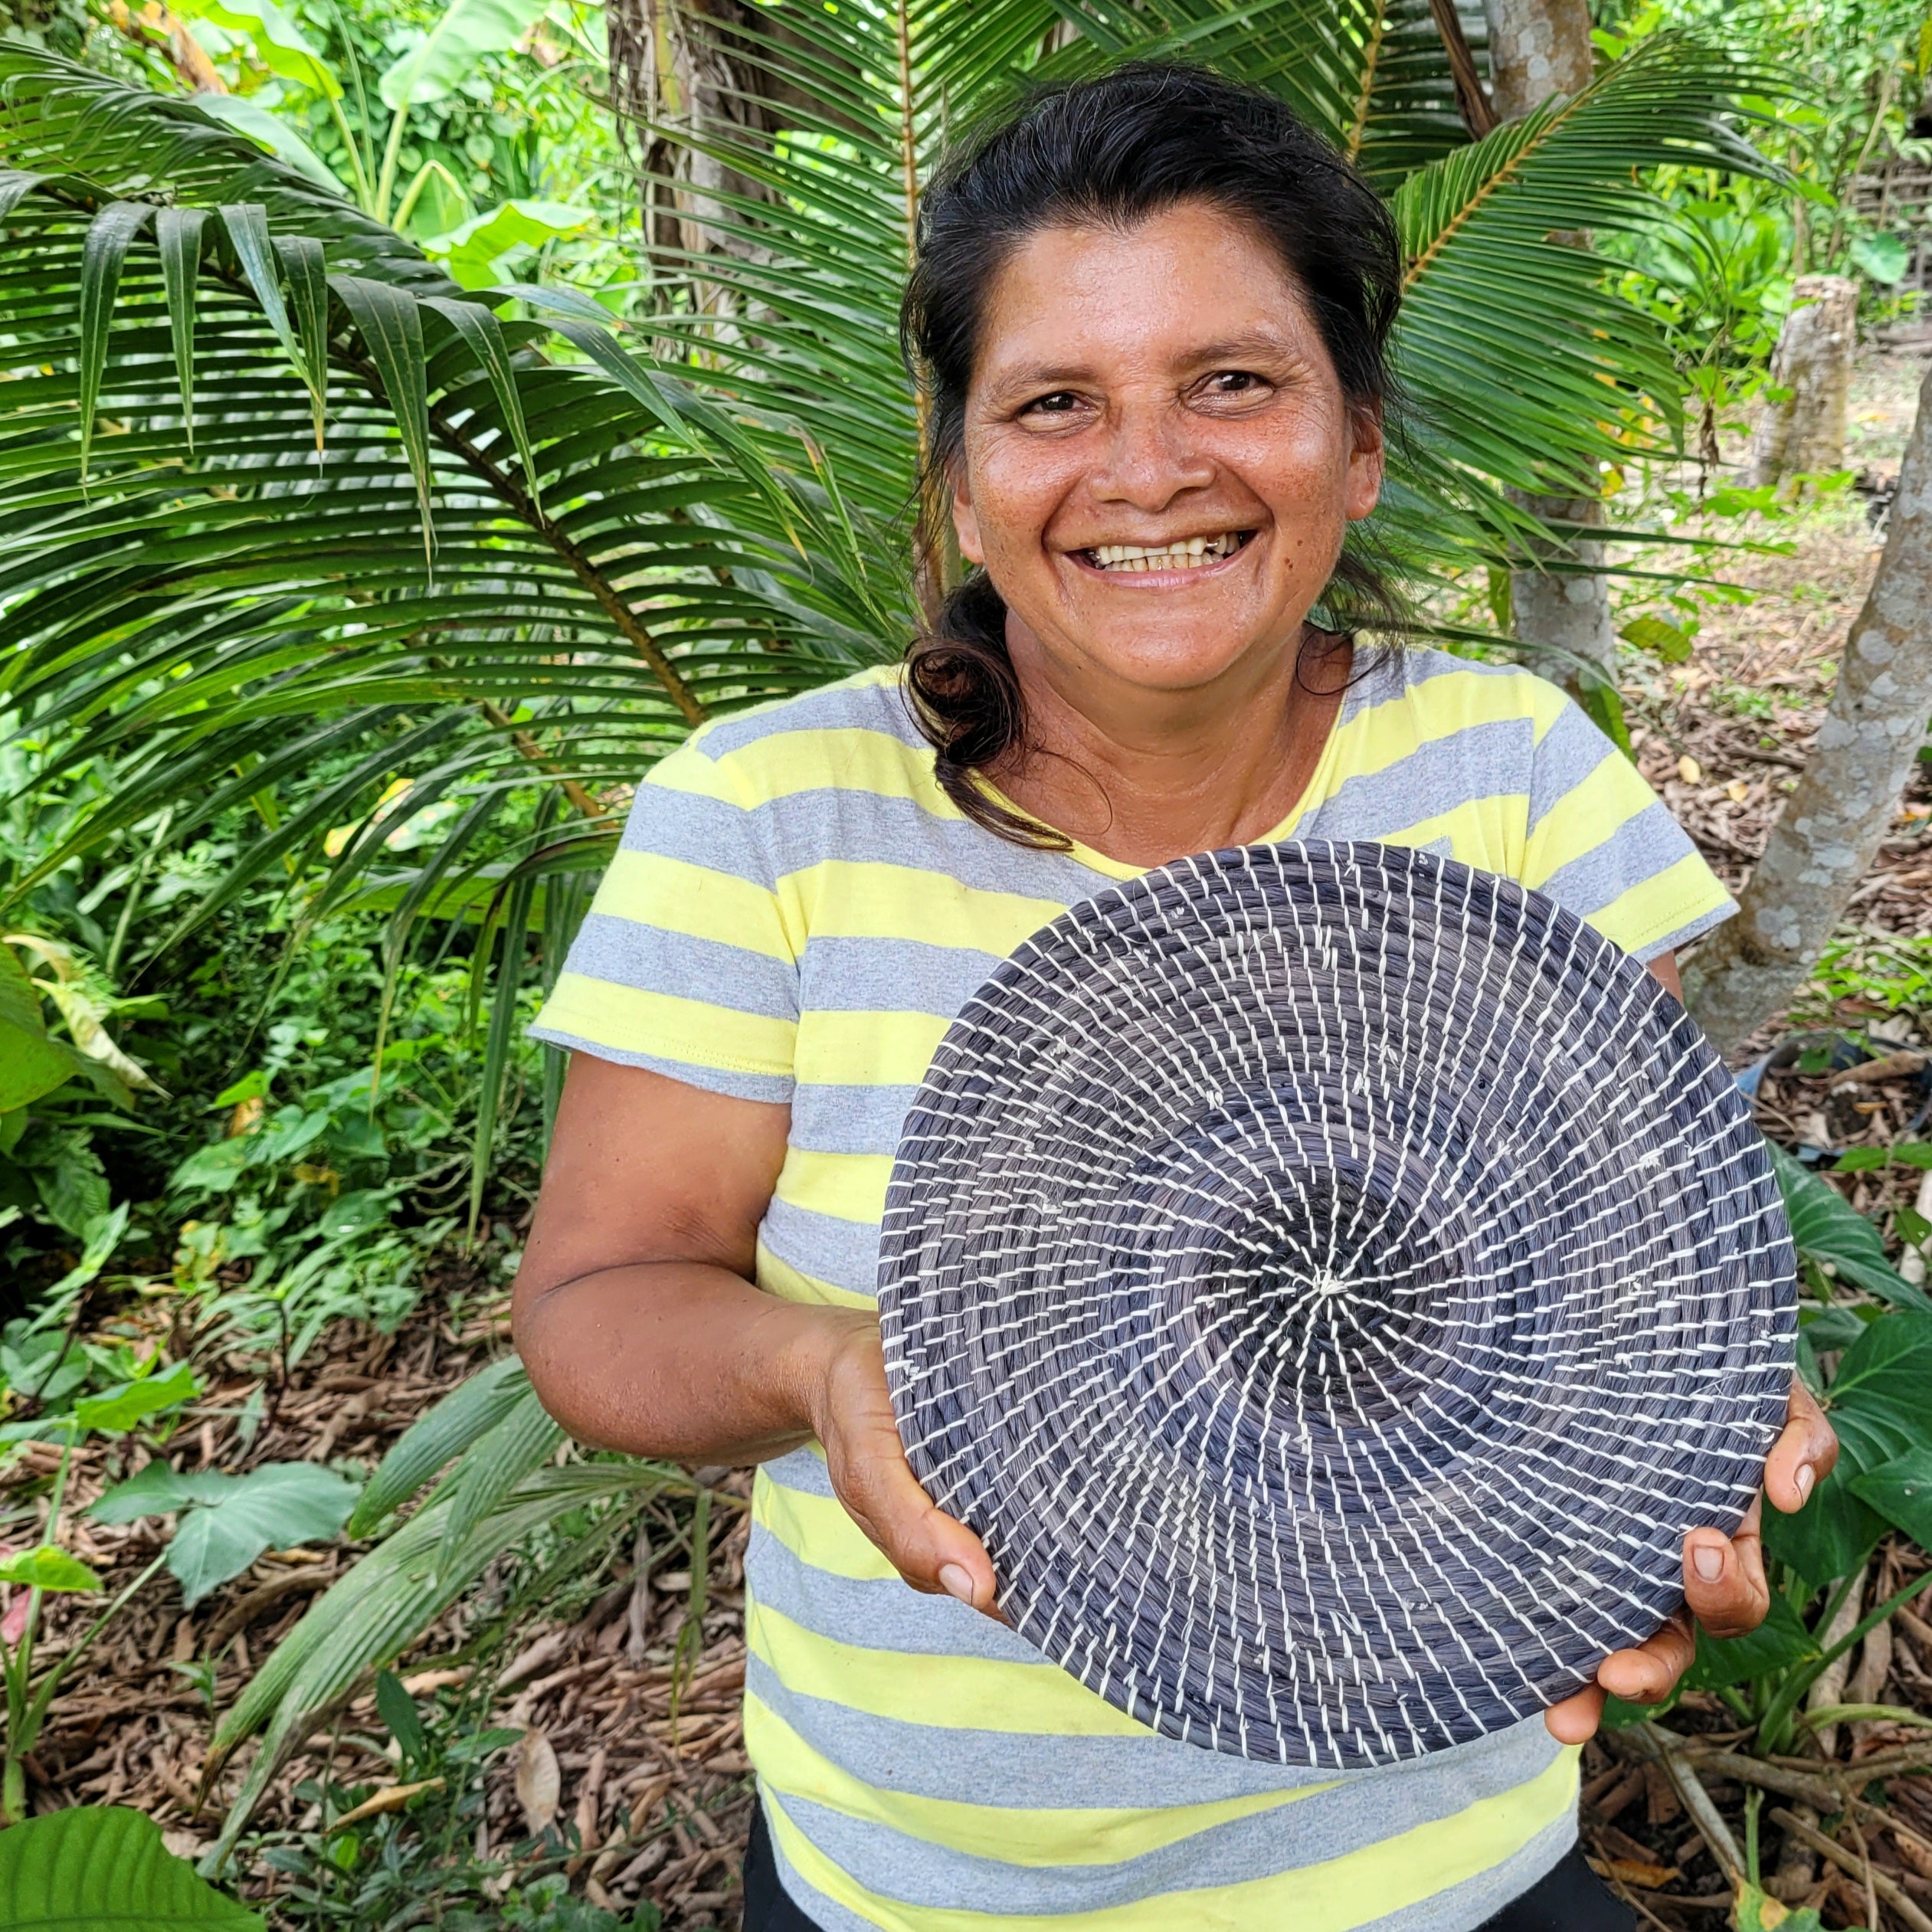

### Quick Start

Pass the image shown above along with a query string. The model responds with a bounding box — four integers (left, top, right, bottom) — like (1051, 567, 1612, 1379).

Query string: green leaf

(0, 1806, 262, 1927)
(1771, 1144, 1930, 1314)
(1833, 1146, 1890, 1173)
(1685, 1590, 1819, 1689)
(90, 1462, 247, 1524)
(1769, 1313, 1932, 1581)
(155, 206, 208, 449)
(0, 945, 87, 1113)
(348, 1354, 530, 1534)
(422, 198, 592, 290)
(375, 1667, 428, 1769)
(194, 93, 348, 192)
(1850, 233, 1910, 284)
(172, 0, 339, 96)
(77, 201, 155, 479)
(327, 275, 435, 562)
(377, 0, 551, 110)
(1737, 1883, 1824, 1932)
(71, 1360, 201, 1436)
(273, 233, 329, 447)
(0, 1544, 101, 1591)
(1850, 1446, 1932, 1551)
(422, 296, 540, 511)
(163, 1463, 361, 1606)
(1617, 613, 1694, 663)
(1894, 1144, 1932, 1170)
(218, 202, 310, 398)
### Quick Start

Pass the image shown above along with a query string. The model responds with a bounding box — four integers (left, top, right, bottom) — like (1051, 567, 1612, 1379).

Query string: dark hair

(899, 62, 1406, 846)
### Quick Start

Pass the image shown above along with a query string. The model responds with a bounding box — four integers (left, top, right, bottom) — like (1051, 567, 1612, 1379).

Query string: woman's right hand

(801, 1310, 1004, 1619)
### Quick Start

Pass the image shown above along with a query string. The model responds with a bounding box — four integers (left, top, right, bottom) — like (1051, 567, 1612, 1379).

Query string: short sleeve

(1521, 698, 1736, 962)
(529, 729, 799, 1102)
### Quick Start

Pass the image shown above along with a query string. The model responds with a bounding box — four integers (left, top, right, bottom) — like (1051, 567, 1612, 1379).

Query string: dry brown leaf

(1587, 1854, 1680, 1890)
(513, 1727, 562, 1835)
(1678, 753, 1702, 784)
(324, 1778, 445, 1835)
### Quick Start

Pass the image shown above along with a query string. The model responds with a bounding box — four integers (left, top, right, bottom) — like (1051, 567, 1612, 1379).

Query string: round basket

(876, 841, 1795, 1770)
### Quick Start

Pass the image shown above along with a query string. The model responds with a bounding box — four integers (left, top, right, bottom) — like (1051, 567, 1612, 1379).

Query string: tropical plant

(0, 11, 1777, 1089)
(0, 1804, 261, 1930)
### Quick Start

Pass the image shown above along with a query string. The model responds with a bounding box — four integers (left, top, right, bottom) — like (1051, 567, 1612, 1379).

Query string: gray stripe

(1302, 717, 1537, 843)
(745, 1649, 1557, 1813)
(761, 1197, 879, 1295)
(1647, 899, 1736, 964)
(765, 1792, 1573, 1932)
(757, 1704, 1564, 1911)
(526, 1027, 792, 1104)
(801, 935, 1013, 1018)
(763, 1449, 835, 1498)
(567, 913, 796, 1020)
(696, 673, 928, 758)
(1526, 703, 1616, 830)
(790, 1083, 922, 1156)
(1534, 797, 1706, 925)
(747, 1521, 1050, 1665)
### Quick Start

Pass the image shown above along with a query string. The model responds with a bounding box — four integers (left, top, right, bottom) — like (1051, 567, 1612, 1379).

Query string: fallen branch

(1769, 1806, 1932, 1932)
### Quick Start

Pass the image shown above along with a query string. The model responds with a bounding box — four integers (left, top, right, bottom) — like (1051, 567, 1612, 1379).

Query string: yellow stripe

(1584, 853, 1734, 958)
(1327, 666, 1567, 793)
(746, 1694, 1322, 1868)
(781, 860, 1065, 955)
(758, 1243, 876, 1311)
(777, 1146, 894, 1225)
(713, 728, 961, 814)
(795, 1009, 952, 1087)
(591, 850, 793, 960)
(763, 1747, 1580, 1932)
(1360, 797, 1529, 876)
(747, 1599, 1154, 1739)
(535, 974, 794, 1076)
(754, 1462, 895, 1580)
(1522, 758, 1652, 886)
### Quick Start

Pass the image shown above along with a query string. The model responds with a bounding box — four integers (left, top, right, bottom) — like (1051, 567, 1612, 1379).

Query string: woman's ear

(1344, 404, 1385, 524)
(951, 468, 985, 566)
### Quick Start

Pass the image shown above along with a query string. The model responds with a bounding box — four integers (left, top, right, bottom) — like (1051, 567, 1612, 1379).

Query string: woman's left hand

(1545, 1375, 1839, 1744)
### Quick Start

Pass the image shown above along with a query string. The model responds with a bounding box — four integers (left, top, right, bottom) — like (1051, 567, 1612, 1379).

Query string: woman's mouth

(1076, 531, 1254, 573)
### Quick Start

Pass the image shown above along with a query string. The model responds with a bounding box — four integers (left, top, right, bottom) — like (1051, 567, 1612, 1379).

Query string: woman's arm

(512, 1053, 1000, 1610)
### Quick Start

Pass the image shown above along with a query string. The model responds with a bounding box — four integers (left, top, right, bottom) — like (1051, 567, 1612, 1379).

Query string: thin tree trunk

(1480, 0, 1616, 692)
(1480, 0, 1591, 121)
(1685, 363, 1932, 1053)
(1745, 275, 1860, 490)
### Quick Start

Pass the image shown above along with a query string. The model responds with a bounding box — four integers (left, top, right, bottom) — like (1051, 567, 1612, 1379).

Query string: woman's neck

(991, 624, 1351, 867)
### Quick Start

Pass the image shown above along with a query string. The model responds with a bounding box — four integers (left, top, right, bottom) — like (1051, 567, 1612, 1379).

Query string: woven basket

(877, 842, 1795, 1770)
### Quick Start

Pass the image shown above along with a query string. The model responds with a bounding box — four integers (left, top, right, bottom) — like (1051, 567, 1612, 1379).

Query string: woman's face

(951, 201, 1384, 702)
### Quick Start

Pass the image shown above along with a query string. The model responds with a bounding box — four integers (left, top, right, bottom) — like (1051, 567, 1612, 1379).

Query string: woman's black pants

(739, 1803, 1635, 1930)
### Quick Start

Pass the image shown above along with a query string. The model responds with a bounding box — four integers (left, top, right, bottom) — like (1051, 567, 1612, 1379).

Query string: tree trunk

(1684, 362, 1932, 1054)
(1744, 275, 1860, 490)
(1482, 0, 1615, 692)
(1505, 488, 1618, 689)
(1480, 0, 1592, 121)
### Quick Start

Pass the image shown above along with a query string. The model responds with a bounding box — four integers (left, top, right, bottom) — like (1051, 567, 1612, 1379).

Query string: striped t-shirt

(532, 647, 1734, 1932)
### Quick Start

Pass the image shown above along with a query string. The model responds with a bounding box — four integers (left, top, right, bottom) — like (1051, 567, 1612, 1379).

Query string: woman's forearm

(514, 1259, 863, 1464)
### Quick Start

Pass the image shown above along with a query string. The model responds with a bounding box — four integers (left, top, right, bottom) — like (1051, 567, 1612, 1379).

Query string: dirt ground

(8, 351, 1932, 1931)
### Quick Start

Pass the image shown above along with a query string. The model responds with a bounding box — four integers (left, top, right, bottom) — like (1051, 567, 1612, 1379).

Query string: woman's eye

(1020, 391, 1083, 418)
(1201, 370, 1266, 398)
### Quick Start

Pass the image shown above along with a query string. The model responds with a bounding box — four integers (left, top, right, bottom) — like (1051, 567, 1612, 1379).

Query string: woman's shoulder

(1345, 644, 1570, 737)
(644, 661, 934, 806)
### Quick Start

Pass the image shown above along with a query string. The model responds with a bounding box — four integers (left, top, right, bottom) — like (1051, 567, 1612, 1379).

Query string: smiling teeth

(1091, 535, 1242, 571)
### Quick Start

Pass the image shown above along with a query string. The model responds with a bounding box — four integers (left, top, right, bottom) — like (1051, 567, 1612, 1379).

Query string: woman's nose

(1089, 402, 1215, 512)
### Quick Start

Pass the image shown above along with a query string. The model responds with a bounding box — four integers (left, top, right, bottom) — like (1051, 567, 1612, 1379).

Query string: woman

(517, 64, 1835, 1932)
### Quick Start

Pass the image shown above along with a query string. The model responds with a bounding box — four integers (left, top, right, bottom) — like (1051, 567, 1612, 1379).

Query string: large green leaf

(0, 1806, 262, 1929)
(0, 1544, 101, 1592)
(1684, 1588, 1819, 1690)
(1767, 1312, 1932, 1582)
(377, 0, 552, 111)
(1850, 1446, 1932, 1553)
(349, 1352, 530, 1533)
(0, 944, 88, 1112)
(70, 1361, 201, 1436)
(91, 1461, 362, 1606)
(1770, 1142, 1930, 1313)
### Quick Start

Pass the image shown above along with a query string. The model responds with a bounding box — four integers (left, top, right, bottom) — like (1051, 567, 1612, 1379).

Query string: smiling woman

(512, 63, 1835, 1932)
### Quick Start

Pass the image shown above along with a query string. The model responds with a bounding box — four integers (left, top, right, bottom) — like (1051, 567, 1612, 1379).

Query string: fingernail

(1796, 1463, 1815, 1504)
(1693, 1542, 1724, 1583)
(938, 1564, 975, 1605)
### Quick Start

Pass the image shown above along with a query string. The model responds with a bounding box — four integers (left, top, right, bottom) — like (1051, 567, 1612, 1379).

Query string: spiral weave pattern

(877, 842, 1795, 1770)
